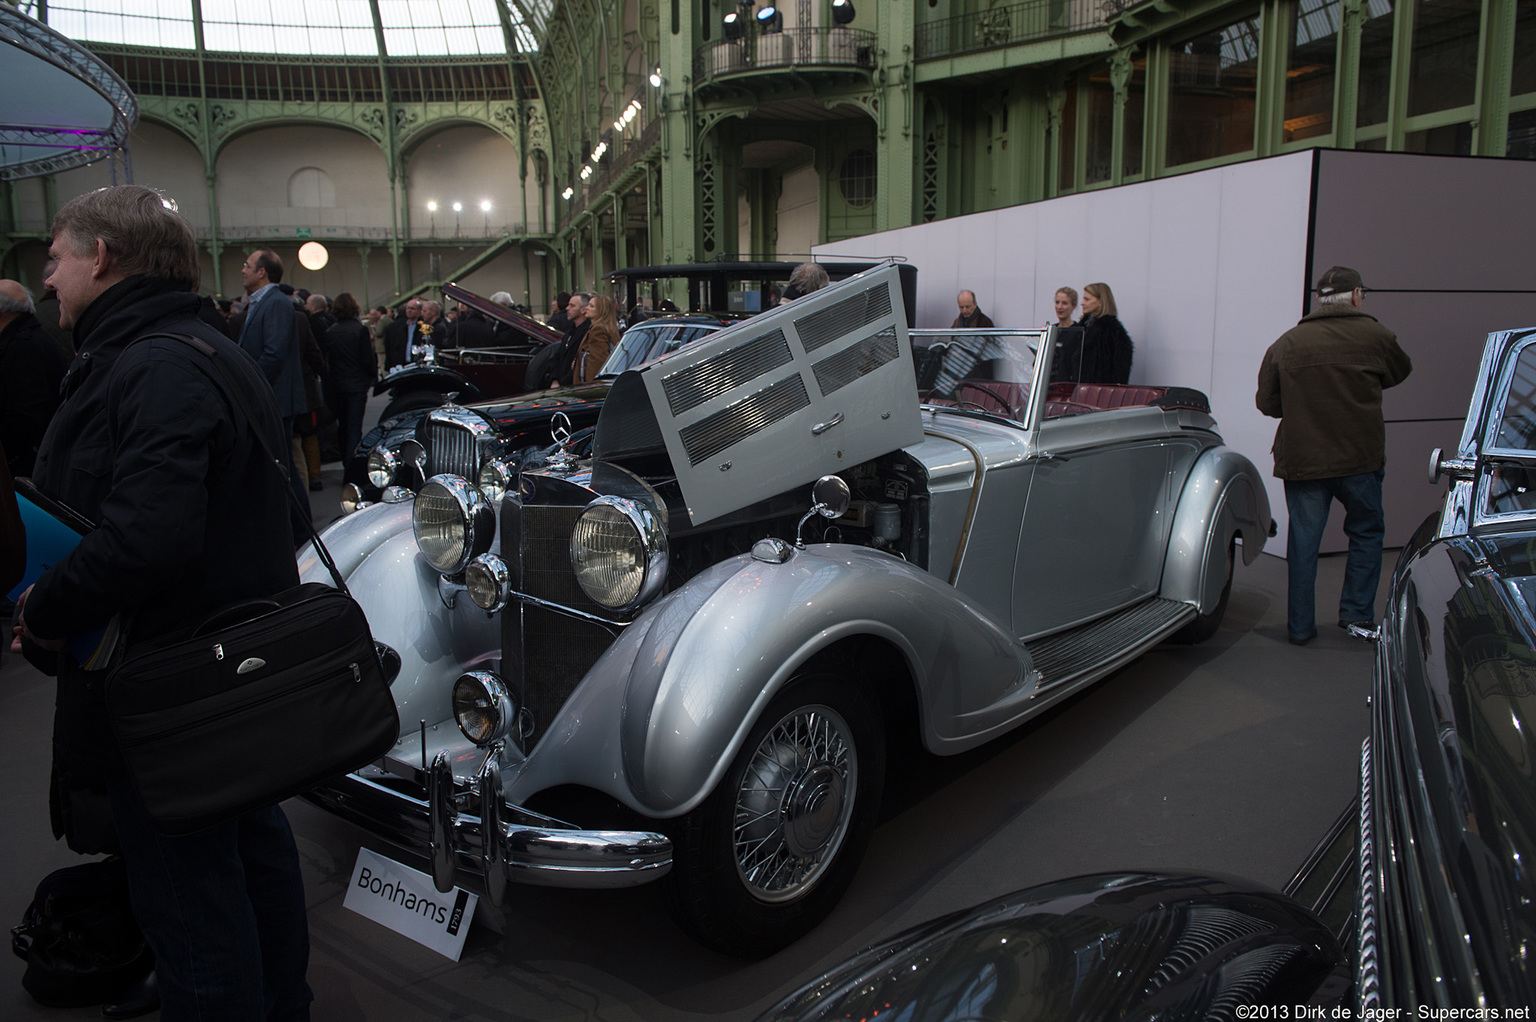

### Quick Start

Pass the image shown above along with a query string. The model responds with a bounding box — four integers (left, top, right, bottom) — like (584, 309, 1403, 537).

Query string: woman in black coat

(1075, 282, 1134, 385)
(321, 292, 378, 460)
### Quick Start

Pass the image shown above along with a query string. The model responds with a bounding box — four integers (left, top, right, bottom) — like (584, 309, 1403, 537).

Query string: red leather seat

(1071, 384, 1168, 409)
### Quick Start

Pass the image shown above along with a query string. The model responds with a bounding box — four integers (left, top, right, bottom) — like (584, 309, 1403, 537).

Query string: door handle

(811, 412, 844, 436)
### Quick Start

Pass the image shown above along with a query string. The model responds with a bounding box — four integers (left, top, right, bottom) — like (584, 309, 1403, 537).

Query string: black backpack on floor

(10, 857, 154, 1007)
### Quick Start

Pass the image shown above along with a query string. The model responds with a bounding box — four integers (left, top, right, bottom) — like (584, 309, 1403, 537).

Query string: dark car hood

(762, 873, 1344, 1021)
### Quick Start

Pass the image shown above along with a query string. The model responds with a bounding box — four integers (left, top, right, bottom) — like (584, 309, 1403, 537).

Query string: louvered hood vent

(593, 263, 923, 526)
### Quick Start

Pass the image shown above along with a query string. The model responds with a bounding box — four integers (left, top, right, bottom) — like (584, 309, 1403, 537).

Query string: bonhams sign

(343, 848, 479, 960)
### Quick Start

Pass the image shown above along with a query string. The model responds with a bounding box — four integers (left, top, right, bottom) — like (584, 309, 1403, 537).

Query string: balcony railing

(915, 0, 1114, 61)
(693, 27, 877, 83)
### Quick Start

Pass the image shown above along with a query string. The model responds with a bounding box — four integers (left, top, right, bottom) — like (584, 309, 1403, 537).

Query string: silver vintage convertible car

(300, 264, 1273, 957)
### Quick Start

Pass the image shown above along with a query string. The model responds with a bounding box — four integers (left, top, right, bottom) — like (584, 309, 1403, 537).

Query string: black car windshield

(599, 322, 720, 376)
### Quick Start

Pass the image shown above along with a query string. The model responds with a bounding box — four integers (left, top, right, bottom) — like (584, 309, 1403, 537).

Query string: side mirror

(796, 475, 850, 548)
(811, 475, 851, 519)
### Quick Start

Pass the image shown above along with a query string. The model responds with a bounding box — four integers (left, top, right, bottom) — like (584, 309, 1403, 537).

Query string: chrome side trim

(1357, 736, 1381, 1011)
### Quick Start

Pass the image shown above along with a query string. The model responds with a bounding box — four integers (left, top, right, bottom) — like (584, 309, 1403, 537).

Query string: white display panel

(817, 152, 1317, 552)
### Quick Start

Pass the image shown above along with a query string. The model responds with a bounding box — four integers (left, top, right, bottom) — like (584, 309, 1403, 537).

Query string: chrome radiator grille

(500, 499, 613, 745)
(425, 417, 480, 478)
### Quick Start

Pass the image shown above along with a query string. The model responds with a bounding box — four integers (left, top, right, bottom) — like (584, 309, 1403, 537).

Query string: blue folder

(10, 489, 120, 669)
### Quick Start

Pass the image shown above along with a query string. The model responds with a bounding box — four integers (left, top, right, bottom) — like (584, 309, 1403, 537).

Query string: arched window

(288, 166, 336, 207)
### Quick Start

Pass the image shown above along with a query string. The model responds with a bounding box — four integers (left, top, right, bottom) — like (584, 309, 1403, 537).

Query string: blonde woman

(1077, 282, 1133, 384)
(573, 294, 620, 385)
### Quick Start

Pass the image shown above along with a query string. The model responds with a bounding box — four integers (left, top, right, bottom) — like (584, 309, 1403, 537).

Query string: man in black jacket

(10, 185, 312, 1021)
(0, 279, 69, 477)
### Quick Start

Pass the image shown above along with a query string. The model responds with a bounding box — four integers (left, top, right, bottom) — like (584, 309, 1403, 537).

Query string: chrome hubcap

(733, 704, 856, 903)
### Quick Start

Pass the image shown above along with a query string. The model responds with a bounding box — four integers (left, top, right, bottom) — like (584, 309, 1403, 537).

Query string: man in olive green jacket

(1256, 266, 1413, 646)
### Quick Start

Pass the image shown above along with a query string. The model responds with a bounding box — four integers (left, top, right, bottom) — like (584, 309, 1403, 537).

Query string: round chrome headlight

(413, 474, 494, 575)
(465, 553, 510, 612)
(477, 459, 516, 503)
(367, 447, 399, 489)
(340, 482, 364, 515)
(570, 496, 668, 611)
(452, 671, 515, 747)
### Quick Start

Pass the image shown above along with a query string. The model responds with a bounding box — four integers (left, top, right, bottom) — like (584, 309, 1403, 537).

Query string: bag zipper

(119, 661, 372, 745)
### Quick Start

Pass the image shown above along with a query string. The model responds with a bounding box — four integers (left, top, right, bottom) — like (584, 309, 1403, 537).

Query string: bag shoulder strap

(136, 332, 351, 597)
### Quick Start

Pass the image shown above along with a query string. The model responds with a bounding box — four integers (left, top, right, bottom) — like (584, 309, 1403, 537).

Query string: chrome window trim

(1471, 333, 1536, 529)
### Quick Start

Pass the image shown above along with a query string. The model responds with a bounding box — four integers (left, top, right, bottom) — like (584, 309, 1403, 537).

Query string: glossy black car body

(606, 259, 919, 326)
(764, 873, 1348, 1021)
(762, 327, 1536, 1017)
(1361, 326, 1536, 1009)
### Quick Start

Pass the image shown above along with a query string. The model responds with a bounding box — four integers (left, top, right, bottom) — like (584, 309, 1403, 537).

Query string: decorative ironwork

(921, 127, 940, 223)
(0, 7, 138, 180)
(914, 0, 1111, 61)
(697, 145, 719, 256)
(692, 27, 877, 84)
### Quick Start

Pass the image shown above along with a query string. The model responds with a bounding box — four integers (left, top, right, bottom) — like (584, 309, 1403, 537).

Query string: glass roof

(20, 0, 540, 56)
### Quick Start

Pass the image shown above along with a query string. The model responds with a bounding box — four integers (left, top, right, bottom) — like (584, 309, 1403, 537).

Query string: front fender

(374, 363, 483, 401)
(300, 502, 498, 732)
(510, 545, 1032, 818)
(1160, 445, 1272, 613)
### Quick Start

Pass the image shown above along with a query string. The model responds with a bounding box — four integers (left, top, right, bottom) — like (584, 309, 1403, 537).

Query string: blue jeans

(108, 777, 313, 1021)
(1284, 469, 1386, 641)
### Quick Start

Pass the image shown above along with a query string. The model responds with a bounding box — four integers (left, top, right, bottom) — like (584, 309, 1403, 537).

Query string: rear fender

(508, 545, 1033, 818)
(1160, 445, 1272, 613)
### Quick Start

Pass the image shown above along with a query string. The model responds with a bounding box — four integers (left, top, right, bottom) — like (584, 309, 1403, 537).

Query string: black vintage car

(762, 326, 1536, 1016)
(343, 313, 735, 509)
(370, 283, 565, 421)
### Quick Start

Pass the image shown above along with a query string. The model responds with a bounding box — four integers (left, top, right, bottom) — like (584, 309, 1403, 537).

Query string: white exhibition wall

(816, 151, 1315, 553)
(818, 149, 1536, 559)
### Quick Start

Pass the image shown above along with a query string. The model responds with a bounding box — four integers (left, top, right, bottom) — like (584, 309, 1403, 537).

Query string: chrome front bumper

(304, 753, 671, 898)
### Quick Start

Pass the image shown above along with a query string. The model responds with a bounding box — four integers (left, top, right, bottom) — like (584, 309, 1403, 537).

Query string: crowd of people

(936, 282, 1136, 389)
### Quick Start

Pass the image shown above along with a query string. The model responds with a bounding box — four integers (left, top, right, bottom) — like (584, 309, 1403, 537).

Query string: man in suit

(382, 297, 421, 367)
(238, 249, 310, 523)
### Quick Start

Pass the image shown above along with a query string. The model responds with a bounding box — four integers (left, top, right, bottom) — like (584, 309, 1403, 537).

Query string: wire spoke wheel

(668, 672, 885, 958)
(732, 704, 856, 903)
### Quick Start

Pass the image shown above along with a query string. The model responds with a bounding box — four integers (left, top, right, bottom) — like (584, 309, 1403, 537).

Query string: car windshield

(911, 328, 1044, 422)
(599, 322, 720, 376)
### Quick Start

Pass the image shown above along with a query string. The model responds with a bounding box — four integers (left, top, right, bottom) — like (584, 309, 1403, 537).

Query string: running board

(1025, 597, 1196, 695)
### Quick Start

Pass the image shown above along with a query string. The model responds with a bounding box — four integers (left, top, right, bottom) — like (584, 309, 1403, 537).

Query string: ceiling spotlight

(452, 201, 463, 213)
(562, 186, 574, 200)
(723, 11, 744, 40)
(427, 200, 438, 211)
(480, 200, 491, 212)
(831, 0, 855, 25)
(649, 66, 664, 88)
(756, 5, 782, 32)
